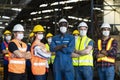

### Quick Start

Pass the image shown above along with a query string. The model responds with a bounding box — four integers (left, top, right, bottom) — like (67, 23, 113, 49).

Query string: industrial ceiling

(0, 0, 107, 35)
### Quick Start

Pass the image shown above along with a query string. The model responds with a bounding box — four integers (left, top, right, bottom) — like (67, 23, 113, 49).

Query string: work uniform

(50, 34, 75, 80)
(72, 36, 94, 80)
(94, 37, 118, 80)
(1, 40, 9, 80)
(8, 39, 28, 80)
(31, 40, 50, 80)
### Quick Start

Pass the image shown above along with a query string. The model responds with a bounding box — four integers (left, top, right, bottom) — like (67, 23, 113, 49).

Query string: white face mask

(37, 34, 44, 40)
(75, 36, 78, 39)
(102, 31, 110, 37)
(60, 26, 67, 34)
(47, 38, 52, 43)
(6, 36, 11, 41)
(79, 30, 87, 36)
(17, 33, 24, 40)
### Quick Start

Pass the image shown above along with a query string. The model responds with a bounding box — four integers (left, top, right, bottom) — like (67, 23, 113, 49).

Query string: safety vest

(45, 43, 55, 64)
(97, 38, 115, 63)
(72, 36, 93, 66)
(3, 41, 9, 60)
(31, 40, 47, 75)
(8, 39, 27, 74)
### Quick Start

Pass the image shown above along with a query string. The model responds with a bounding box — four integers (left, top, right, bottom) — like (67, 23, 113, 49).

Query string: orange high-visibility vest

(8, 39, 27, 74)
(31, 40, 47, 75)
(97, 38, 115, 63)
(3, 41, 9, 60)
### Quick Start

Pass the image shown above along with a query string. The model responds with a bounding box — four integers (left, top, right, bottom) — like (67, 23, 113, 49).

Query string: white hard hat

(13, 24, 24, 31)
(78, 22, 88, 28)
(101, 23, 111, 29)
(59, 18, 68, 23)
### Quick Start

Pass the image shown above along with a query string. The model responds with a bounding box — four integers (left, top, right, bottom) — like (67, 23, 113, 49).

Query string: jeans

(8, 72, 26, 80)
(34, 75, 45, 80)
(74, 66, 93, 80)
(98, 66, 115, 80)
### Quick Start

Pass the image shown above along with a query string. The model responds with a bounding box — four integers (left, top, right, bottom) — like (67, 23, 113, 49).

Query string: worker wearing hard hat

(1, 30, 12, 80)
(8, 24, 31, 80)
(72, 30, 80, 43)
(46, 33, 54, 64)
(72, 22, 94, 80)
(28, 32, 34, 45)
(45, 33, 54, 79)
(94, 23, 118, 80)
(50, 18, 75, 80)
(26, 32, 34, 80)
(31, 25, 51, 80)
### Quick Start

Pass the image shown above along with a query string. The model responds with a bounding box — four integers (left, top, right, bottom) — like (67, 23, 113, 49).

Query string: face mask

(60, 26, 67, 34)
(6, 36, 11, 41)
(47, 38, 52, 43)
(80, 30, 87, 36)
(102, 31, 110, 36)
(75, 36, 78, 39)
(37, 34, 44, 40)
(17, 33, 24, 40)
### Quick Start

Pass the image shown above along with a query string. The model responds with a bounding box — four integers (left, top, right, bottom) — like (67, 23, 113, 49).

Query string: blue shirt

(1, 41, 9, 65)
(50, 33, 75, 71)
(1, 41, 8, 51)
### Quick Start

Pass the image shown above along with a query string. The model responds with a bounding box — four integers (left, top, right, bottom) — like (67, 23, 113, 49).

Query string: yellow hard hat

(4, 30, 11, 35)
(46, 33, 53, 38)
(33, 25, 45, 33)
(29, 32, 34, 38)
(72, 30, 79, 35)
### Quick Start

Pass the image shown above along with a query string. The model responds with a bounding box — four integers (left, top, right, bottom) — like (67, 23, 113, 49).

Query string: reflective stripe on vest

(72, 36, 93, 66)
(97, 38, 115, 63)
(8, 39, 27, 74)
(33, 62, 46, 66)
(31, 40, 47, 75)
(9, 60, 25, 64)
(45, 43, 55, 64)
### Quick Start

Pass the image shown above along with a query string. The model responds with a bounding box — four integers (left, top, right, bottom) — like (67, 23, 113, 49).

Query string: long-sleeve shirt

(50, 33, 75, 71)
(94, 37, 118, 67)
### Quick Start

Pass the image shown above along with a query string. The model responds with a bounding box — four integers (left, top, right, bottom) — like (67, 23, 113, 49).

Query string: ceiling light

(11, 8, 22, 12)
(33, 18, 37, 20)
(51, 2, 59, 6)
(5, 23, 8, 26)
(0, 22, 2, 24)
(42, 10, 53, 13)
(44, 16, 51, 18)
(63, 6, 73, 9)
(83, 19, 88, 22)
(53, 22, 55, 24)
(69, 25, 74, 27)
(65, 0, 80, 3)
(36, 17, 42, 20)
(68, 16, 82, 21)
(21, 20, 23, 22)
(28, 19, 31, 21)
(30, 12, 37, 15)
(2, 16, 10, 19)
(39, 4, 48, 7)
(0, 26, 5, 29)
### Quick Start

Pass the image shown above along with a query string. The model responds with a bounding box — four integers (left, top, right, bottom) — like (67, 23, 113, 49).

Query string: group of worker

(1, 18, 118, 80)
